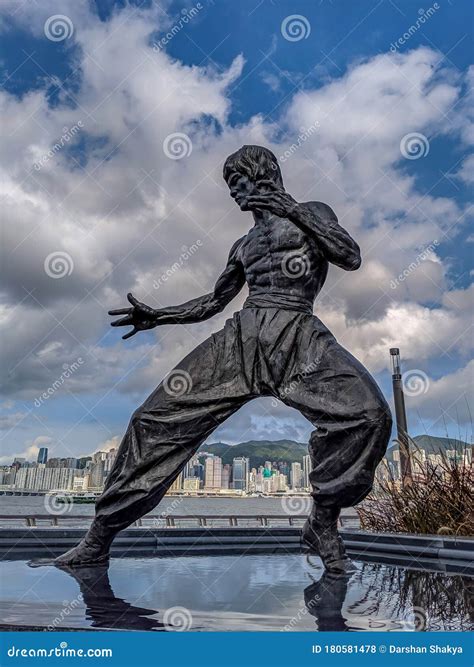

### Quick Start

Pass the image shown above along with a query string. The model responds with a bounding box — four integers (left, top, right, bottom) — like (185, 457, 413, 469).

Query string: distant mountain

(386, 434, 471, 460)
(411, 435, 471, 454)
(198, 435, 472, 468)
(198, 439, 307, 468)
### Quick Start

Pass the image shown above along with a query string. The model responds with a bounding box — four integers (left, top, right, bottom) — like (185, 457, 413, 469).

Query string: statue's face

(226, 171, 258, 211)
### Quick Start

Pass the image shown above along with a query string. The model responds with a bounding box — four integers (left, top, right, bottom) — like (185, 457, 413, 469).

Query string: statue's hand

(109, 293, 158, 340)
(246, 180, 297, 218)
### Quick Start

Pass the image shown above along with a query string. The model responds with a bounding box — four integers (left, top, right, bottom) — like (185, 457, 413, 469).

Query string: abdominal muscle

(239, 215, 328, 311)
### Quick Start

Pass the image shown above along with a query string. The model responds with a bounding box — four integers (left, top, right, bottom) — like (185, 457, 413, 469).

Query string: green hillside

(198, 439, 307, 468)
(386, 434, 471, 460)
(199, 435, 471, 468)
(412, 434, 471, 454)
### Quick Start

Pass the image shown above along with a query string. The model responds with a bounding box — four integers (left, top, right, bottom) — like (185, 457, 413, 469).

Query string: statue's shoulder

(301, 200, 338, 224)
(228, 234, 248, 261)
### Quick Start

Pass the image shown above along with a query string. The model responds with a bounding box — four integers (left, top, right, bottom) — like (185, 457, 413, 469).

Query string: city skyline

(2, 437, 470, 495)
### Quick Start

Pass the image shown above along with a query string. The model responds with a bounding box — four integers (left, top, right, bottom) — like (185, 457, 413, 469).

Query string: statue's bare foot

(302, 505, 357, 574)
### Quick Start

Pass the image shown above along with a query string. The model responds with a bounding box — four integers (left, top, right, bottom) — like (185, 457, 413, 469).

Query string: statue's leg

(278, 315, 392, 572)
(55, 320, 253, 566)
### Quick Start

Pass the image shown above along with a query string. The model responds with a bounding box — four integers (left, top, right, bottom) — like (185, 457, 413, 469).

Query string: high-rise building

(232, 457, 249, 491)
(169, 470, 184, 491)
(37, 447, 48, 464)
(46, 457, 77, 469)
(73, 472, 90, 492)
(204, 456, 222, 489)
(302, 455, 311, 489)
(14, 466, 75, 491)
(0, 466, 16, 486)
(221, 464, 231, 489)
(89, 452, 106, 489)
(103, 449, 117, 478)
(290, 462, 302, 490)
(183, 477, 200, 491)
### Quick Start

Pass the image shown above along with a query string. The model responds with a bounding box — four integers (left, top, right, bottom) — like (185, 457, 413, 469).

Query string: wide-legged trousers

(94, 308, 392, 534)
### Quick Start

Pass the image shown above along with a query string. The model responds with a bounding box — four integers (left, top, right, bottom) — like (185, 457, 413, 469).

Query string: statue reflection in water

(303, 558, 473, 632)
(53, 559, 472, 632)
(55, 564, 164, 631)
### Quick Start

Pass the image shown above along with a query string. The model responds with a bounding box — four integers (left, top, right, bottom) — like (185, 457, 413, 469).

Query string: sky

(0, 0, 473, 464)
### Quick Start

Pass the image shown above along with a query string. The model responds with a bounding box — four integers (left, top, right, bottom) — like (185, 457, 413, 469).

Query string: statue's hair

(223, 145, 283, 186)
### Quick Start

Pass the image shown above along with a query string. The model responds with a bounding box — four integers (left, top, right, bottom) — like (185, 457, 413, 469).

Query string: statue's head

(223, 145, 283, 211)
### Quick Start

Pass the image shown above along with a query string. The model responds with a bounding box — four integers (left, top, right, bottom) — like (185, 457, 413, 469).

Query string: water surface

(1, 555, 471, 632)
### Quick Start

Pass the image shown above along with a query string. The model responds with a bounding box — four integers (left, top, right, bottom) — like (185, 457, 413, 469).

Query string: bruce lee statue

(56, 145, 392, 573)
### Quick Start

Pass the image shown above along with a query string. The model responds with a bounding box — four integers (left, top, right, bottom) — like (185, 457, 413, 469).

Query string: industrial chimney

(390, 348, 412, 485)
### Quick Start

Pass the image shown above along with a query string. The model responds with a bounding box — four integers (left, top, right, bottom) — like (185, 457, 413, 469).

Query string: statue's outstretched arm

(108, 238, 246, 339)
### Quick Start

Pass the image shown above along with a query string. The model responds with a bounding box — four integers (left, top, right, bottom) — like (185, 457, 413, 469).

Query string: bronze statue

(56, 145, 392, 573)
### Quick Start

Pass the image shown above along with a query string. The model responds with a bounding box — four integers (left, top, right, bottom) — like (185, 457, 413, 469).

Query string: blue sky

(0, 0, 473, 462)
